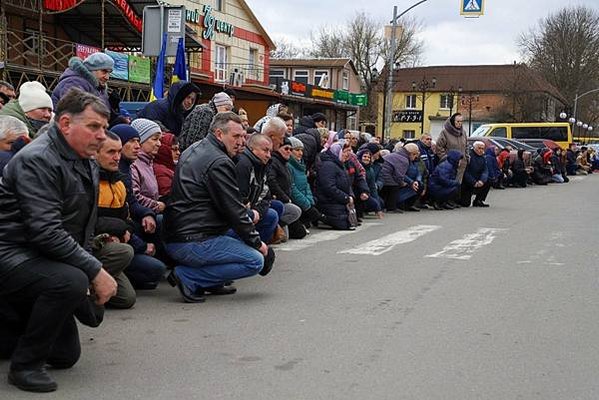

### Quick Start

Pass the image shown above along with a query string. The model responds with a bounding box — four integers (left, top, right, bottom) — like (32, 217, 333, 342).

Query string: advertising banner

(105, 50, 129, 81)
(75, 44, 100, 60)
(350, 93, 368, 106)
(128, 55, 151, 84)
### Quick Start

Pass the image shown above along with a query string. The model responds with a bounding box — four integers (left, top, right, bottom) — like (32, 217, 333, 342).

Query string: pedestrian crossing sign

(460, 0, 485, 17)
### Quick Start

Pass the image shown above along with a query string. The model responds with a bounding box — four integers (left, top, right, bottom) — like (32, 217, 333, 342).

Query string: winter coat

(463, 149, 489, 186)
(485, 148, 501, 181)
(235, 148, 271, 218)
(532, 149, 553, 184)
(315, 150, 351, 230)
(0, 100, 40, 138)
(429, 150, 462, 200)
(153, 133, 176, 197)
(52, 57, 110, 109)
(288, 156, 315, 211)
(346, 155, 369, 196)
(179, 100, 217, 151)
(267, 152, 292, 203)
(360, 161, 382, 202)
(137, 80, 199, 135)
(380, 147, 411, 187)
(293, 116, 315, 135)
(416, 140, 436, 173)
(97, 168, 147, 254)
(131, 151, 161, 212)
(0, 123, 102, 281)
(118, 157, 155, 222)
(435, 118, 468, 161)
(294, 128, 322, 171)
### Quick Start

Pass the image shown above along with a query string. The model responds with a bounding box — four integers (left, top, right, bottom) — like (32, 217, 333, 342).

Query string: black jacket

(235, 148, 271, 218)
(294, 128, 322, 171)
(315, 150, 351, 230)
(267, 152, 292, 203)
(0, 124, 102, 282)
(163, 134, 261, 249)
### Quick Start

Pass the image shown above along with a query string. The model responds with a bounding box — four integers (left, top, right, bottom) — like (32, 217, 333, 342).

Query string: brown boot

(268, 226, 287, 245)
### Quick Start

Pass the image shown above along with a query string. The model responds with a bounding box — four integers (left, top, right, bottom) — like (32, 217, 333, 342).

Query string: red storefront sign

(112, 0, 143, 32)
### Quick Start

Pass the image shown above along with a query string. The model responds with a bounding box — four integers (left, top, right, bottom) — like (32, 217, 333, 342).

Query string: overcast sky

(245, 0, 588, 66)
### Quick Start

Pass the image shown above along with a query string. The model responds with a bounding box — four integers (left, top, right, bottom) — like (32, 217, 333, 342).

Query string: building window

(406, 94, 417, 109)
(215, 44, 228, 83)
(403, 130, 416, 139)
(440, 94, 453, 110)
(314, 70, 330, 88)
(342, 70, 349, 90)
(248, 48, 258, 79)
(293, 70, 309, 84)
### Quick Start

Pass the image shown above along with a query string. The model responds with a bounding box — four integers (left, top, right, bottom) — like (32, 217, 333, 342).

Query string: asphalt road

(2, 175, 599, 400)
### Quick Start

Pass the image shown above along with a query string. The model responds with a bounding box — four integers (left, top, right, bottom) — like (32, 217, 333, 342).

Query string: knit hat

(312, 112, 327, 123)
(131, 118, 161, 143)
(365, 143, 381, 155)
(18, 81, 53, 113)
(288, 136, 304, 150)
(212, 92, 233, 108)
(282, 137, 292, 148)
(83, 52, 114, 71)
(111, 123, 140, 144)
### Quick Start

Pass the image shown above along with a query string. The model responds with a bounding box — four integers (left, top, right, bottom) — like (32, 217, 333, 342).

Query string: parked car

(516, 138, 560, 151)
(467, 136, 533, 166)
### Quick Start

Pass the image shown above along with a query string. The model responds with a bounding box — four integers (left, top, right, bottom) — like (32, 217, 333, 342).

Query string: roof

(237, 0, 276, 50)
(270, 58, 358, 75)
(379, 64, 566, 104)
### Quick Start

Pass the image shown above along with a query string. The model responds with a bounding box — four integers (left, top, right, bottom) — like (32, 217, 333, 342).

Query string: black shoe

(386, 209, 404, 214)
(418, 203, 433, 210)
(407, 205, 420, 212)
(202, 285, 237, 295)
(260, 247, 276, 276)
(167, 270, 206, 303)
(448, 200, 461, 208)
(432, 201, 443, 210)
(8, 368, 57, 392)
(472, 200, 490, 208)
(442, 202, 455, 210)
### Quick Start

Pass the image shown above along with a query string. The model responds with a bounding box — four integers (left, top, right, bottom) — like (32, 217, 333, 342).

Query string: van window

(512, 126, 568, 142)
(472, 125, 491, 136)
(488, 127, 507, 138)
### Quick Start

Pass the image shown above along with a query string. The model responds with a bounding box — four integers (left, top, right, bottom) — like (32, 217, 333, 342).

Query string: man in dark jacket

(429, 150, 463, 209)
(461, 141, 490, 207)
(137, 80, 201, 136)
(235, 134, 279, 242)
(0, 89, 117, 392)
(164, 112, 272, 303)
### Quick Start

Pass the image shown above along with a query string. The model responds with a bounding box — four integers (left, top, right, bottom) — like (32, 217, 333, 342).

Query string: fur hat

(83, 52, 114, 71)
(212, 92, 233, 108)
(18, 81, 53, 113)
(131, 119, 161, 143)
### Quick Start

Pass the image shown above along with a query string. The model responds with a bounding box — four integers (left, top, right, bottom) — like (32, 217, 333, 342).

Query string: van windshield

(472, 125, 491, 136)
(512, 126, 568, 142)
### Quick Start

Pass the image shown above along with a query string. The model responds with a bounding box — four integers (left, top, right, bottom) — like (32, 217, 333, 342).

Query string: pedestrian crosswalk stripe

(274, 222, 382, 252)
(425, 227, 507, 260)
(338, 225, 441, 256)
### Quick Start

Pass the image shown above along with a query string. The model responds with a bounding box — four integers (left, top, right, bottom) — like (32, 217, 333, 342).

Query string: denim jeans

(252, 208, 279, 242)
(126, 254, 167, 289)
(165, 236, 263, 291)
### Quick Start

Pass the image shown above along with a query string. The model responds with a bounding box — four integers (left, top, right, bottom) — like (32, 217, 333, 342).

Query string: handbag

(346, 203, 358, 228)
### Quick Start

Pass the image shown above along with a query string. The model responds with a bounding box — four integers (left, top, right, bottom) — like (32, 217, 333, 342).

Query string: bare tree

(310, 12, 423, 123)
(270, 38, 305, 59)
(519, 5, 599, 123)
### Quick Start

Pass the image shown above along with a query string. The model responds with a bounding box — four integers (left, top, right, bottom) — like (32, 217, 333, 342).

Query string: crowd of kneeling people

(0, 74, 594, 392)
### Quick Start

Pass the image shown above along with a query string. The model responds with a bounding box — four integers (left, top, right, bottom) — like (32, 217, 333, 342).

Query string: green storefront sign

(334, 90, 350, 104)
(350, 93, 368, 106)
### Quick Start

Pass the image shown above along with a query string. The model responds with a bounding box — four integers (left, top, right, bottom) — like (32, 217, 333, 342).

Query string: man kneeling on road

(0, 88, 117, 392)
(163, 112, 274, 303)
(461, 141, 490, 207)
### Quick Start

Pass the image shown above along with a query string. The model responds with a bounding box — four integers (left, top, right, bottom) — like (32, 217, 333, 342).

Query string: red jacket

(153, 133, 176, 197)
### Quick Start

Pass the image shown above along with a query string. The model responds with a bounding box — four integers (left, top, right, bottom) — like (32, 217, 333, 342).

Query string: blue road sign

(460, 0, 485, 17)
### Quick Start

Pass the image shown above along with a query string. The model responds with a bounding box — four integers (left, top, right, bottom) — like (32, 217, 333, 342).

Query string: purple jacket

(380, 147, 411, 187)
(51, 57, 110, 109)
(131, 151, 161, 212)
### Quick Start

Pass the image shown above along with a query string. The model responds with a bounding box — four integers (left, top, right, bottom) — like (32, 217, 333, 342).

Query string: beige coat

(436, 121, 468, 182)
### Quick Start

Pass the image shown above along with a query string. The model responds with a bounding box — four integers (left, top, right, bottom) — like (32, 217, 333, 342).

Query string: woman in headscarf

(435, 113, 468, 184)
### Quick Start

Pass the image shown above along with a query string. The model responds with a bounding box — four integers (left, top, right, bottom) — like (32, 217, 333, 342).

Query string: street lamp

(412, 76, 436, 135)
(461, 92, 479, 136)
(559, 112, 567, 120)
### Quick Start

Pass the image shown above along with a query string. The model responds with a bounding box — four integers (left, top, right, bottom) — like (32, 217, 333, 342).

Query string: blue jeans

(165, 236, 263, 291)
(253, 208, 279, 242)
(126, 254, 167, 289)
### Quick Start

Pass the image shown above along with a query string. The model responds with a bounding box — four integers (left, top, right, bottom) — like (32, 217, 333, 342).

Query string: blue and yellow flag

(172, 37, 187, 83)
(150, 33, 167, 101)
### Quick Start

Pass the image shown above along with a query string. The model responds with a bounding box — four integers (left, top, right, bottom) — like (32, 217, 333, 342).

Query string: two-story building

(1, 0, 279, 122)
(269, 58, 364, 131)
(376, 64, 566, 140)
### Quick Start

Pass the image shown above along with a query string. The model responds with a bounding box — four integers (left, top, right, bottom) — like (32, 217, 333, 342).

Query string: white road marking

(274, 222, 382, 252)
(338, 225, 441, 256)
(425, 228, 507, 260)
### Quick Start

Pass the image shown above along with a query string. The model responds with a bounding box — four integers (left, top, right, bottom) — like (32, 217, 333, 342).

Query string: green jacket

(0, 100, 36, 138)
(288, 156, 315, 210)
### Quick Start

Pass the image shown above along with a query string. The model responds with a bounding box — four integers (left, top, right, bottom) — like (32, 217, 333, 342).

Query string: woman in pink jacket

(130, 118, 164, 214)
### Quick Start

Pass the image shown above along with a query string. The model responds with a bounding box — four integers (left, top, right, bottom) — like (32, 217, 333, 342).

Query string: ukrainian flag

(150, 33, 167, 101)
(172, 37, 187, 83)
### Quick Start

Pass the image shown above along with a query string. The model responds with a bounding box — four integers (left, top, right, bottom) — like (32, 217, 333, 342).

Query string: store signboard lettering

(184, 4, 235, 40)
(393, 110, 423, 123)
(311, 87, 335, 100)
